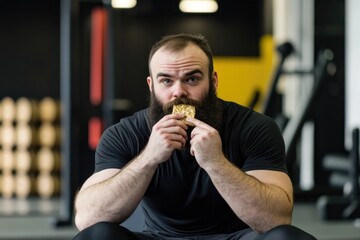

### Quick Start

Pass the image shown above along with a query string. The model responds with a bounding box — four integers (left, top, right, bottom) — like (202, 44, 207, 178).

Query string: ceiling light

(179, 0, 218, 13)
(111, 0, 137, 9)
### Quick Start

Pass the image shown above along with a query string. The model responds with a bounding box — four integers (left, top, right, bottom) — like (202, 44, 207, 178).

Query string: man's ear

(147, 76, 152, 92)
(212, 72, 218, 89)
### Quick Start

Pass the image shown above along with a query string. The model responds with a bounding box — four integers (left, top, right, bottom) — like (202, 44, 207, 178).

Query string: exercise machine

(317, 128, 360, 220)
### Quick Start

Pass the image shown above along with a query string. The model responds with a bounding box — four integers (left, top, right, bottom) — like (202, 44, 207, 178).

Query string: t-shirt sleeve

(240, 112, 287, 173)
(94, 123, 133, 173)
(94, 110, 149, 173)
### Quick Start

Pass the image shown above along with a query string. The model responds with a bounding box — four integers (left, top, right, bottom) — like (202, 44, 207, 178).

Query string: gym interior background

(0, 0, 359, 239)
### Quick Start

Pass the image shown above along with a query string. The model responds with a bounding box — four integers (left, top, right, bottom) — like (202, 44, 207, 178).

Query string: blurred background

(0, 0, 359, 239)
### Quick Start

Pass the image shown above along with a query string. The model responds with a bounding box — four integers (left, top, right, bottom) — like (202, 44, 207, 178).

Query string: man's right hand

(143, 113, 188, 165)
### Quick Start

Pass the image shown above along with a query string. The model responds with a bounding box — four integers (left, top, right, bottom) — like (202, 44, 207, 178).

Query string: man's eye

(161, 79, 172, 85)
(186, 77, 199, 84)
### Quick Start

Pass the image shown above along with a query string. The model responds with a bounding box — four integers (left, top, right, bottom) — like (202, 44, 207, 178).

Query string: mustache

(162, 97, 203, 115)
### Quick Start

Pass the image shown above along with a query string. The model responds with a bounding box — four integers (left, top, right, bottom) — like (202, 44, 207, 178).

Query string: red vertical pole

(89, 7, 107, 149)
(90, 7, 105, 106)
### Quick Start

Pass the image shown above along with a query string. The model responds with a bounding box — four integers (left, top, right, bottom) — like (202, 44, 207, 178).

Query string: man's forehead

(150, 44, 208, 72)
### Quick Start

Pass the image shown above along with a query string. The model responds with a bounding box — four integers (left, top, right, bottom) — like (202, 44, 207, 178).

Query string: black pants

(73, 222, 317, 240)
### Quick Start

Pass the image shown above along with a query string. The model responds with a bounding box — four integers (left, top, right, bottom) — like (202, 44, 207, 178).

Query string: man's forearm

(75, 153, 157, 230)
(204, 158, 293, 233)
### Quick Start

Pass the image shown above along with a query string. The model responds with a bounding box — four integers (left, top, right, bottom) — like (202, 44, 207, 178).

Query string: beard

(147, 83, 223, 134)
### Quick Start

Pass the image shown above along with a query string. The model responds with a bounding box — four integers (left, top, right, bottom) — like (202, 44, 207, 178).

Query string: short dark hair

(148, 33, 214, 78)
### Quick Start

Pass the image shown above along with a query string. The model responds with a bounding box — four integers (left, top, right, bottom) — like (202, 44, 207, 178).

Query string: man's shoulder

(108, 108, 150, 134)
(117, 108, 148, 124)
(220, 99, 277, 134)
(220, 99, 251, 121)
(220, 99, 246, 112)
(221, 99, 263, 114)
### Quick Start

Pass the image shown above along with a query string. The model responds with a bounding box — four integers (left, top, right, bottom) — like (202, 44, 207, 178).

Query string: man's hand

(143, 113, 188, 165)
(186, 117, 225, 169)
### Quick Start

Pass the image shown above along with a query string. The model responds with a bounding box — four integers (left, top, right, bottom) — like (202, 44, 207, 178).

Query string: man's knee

(73, 222, 138, 240)
(259, 225, 317, 240)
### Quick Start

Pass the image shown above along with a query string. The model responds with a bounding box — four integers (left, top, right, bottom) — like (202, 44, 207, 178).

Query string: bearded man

(73, 33, 316, 240)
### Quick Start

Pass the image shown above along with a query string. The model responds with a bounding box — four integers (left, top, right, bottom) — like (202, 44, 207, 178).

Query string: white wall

(273, 0, 315, 190)
(345, 0, 360, 149)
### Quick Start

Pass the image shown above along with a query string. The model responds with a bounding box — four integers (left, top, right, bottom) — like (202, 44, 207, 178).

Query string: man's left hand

(186, 117, 225, 169)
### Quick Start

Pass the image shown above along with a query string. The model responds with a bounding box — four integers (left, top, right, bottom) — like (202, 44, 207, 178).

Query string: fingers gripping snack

(172, 104, 195, 126)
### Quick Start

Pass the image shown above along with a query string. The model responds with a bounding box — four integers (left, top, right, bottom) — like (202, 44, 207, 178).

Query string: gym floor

(0, 198, 359, 240)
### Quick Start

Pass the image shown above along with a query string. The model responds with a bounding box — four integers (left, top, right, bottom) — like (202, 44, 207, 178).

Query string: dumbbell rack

(0, 97, 61, 200)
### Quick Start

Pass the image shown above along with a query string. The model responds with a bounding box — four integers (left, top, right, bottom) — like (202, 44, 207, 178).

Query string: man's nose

(172, 82, 188, 98)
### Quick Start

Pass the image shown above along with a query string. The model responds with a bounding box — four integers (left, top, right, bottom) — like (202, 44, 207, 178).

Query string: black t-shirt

(95, 99, 286, 236)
